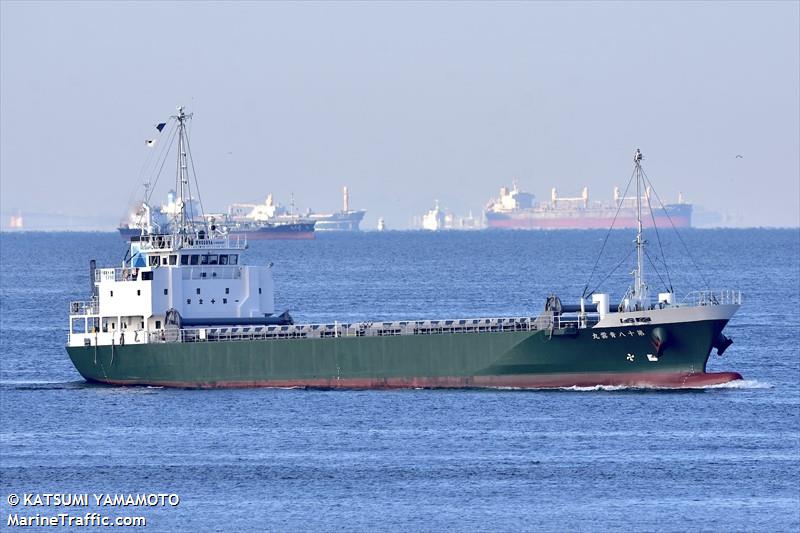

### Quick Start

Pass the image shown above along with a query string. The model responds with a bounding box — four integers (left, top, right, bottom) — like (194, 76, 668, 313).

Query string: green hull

(66, 319, 741, 389)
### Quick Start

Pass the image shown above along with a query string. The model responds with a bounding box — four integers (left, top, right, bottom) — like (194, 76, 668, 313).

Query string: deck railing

(681, 290, 742, 307)
(144, 315, 547, 344)
(131, 233, 247, 251)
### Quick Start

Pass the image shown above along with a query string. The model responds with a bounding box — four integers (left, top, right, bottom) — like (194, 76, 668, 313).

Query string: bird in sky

(735, 155, 744, 159)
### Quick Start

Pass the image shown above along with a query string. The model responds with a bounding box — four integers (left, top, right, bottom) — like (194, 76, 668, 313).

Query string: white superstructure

(69, 107, 283, 349)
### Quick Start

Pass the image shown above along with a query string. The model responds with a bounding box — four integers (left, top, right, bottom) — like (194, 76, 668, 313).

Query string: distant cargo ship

(120, 191, 315, 240)
(307, 187, 366, 231)
(485, 183, 692, 230)
(224, 194, 315, 240)
(419, 201, 482, 231)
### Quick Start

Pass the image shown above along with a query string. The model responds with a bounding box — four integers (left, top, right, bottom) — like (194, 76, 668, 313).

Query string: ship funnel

(343, 186, 350, 212)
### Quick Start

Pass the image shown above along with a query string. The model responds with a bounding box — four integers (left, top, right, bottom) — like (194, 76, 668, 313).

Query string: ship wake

(555, 379, 772, 392)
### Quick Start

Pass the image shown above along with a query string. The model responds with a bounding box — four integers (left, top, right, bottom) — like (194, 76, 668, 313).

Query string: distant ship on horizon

(485, 183, 692, 230)
(119, 190, 315, 240)
(419, 201, 482, 231)
(306, 186, 366, 231)
(8, 210, 24, 230)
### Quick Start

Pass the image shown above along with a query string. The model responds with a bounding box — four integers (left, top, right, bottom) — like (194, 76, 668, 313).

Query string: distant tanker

(485, 183, 692, 230)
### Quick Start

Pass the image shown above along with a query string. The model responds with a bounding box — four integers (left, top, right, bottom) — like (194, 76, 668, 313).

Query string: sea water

(1, 229, 798, 531)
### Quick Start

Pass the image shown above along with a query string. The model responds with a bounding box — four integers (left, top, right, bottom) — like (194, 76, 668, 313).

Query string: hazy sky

(1, 1, 798, 229)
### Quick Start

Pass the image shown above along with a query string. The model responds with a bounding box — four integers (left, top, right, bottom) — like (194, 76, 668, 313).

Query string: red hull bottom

(92, 371, 743, 390)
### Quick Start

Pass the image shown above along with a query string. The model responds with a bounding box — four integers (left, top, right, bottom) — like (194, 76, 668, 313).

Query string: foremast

(631, 148, 648, 310)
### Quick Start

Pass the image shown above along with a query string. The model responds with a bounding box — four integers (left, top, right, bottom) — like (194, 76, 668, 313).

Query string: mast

(633, 148, 647, 308)
(172, 106, 194, 237)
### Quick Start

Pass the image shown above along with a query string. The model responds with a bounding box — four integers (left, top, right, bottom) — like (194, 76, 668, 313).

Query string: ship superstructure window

(137, 290, 141, 296)
(169, 255, 177, 265)
(219, 255, 228, 265)
(229, 255, 238, 265)
(223, 298, 227, 304)
(149, 256, 159, 267)
(199, 299, 203, 304)
(181, 255, 189, 265)
(225, 288, 229, 294)
(162, 257, 168, 265)
(142, 271, 153, 280)
(163, 289, 168, 295)
(110, 291, 113, 297)
(258, 288, 262, 294)
(190, 255, 199, 265)
(155, 321, 161, 329)
(186, 299, 191, 304)
(196, 288, 201, 295)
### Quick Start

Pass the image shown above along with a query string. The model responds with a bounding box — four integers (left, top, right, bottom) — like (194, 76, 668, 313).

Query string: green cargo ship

(66, 110, 742, 389)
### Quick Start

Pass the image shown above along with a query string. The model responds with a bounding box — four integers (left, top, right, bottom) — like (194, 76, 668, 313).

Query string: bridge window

(169, 255, 177, 265)
(190, 255, 199, 265)
(149, 256, 159, 267)
(155, 320, 161, 329)
(208, 254, 219, 265)
(219, 254, 228, 265)
(162, 257, 168, 265)
(229, 255, 238, 265)
(181, 255, 189, 265)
